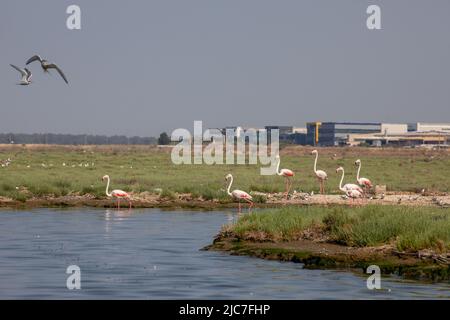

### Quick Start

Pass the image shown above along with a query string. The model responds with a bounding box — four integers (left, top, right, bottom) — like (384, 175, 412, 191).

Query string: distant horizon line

(2, 121, 450, 138)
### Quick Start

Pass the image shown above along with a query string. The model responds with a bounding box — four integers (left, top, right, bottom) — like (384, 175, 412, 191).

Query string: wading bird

(225, 174, 253, 213)
(10, 64, 32, 85)
(355, 159, 372, 196)
(26, 55, 68, 84)
(102, 175, 132, 209)
(311, 150, 327, 194)
(336, 167, 363, 204)
(275, 155, 294, 200)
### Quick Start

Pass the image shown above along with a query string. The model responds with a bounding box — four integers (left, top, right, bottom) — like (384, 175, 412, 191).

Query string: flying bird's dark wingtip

(25, 55, 41, 65)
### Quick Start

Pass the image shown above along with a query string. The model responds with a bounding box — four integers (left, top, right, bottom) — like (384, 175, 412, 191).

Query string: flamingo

(10, 64, 32, 85)
(336, 167, 363, 204)
(26, 55, 69, 84)
(355, 159, 373, 196)
(102, 175, 132, 209)
(225, 174, 253, 213)
(311, 150, 327, 194)
(275, 155, 294, 200)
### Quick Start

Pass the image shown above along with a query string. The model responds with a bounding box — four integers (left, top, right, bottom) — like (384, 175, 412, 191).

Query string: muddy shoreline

(1, 191, 450, 209)
(205, 235, 450, 282)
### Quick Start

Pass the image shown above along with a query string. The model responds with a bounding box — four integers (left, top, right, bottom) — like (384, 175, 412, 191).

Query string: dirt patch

(1, 191, 450, 209)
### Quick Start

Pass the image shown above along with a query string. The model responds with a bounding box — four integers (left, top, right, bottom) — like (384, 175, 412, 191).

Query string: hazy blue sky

(2, 1, 450, 136)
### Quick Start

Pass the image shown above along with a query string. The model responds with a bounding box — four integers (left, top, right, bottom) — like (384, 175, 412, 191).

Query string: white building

(380, 123, 408, 135)
(408, 123, 450, 133)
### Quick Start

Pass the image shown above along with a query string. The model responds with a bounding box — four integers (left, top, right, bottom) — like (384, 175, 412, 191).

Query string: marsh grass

(230, 205, 450, 252)
(0, 146, 449, 199)
(232, 207, 324, 241)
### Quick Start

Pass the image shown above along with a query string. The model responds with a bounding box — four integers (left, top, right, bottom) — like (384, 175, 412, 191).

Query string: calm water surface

(0, 208, 449, 299)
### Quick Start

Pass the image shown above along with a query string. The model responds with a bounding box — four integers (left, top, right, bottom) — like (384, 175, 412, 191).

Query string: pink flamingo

(355, 159, 373, 196)
(102, 175, 132, 209)
(311, 150, 327, 194)
(275, 155, 294, 200)
(225, 174, 253, 213)
(336, 167, 363, 205)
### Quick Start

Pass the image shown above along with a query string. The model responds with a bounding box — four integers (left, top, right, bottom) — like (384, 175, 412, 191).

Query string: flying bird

(10, 64, 32, 85)
(26, 55, 68, 84)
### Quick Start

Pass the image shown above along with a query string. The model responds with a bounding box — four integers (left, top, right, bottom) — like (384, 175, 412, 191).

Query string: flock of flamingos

(102, 150, 372, 212)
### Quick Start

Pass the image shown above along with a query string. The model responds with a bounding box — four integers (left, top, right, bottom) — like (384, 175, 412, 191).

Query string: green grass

(231, 206, 324, 241)
(228, 205, 450, 252)
(0, 145, 450, 200)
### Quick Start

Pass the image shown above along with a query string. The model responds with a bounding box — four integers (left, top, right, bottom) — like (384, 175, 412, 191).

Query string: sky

(2, 0, 450, 137)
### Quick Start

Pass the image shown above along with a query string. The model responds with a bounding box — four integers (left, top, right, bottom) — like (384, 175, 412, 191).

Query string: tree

(158, 132, 171, 145)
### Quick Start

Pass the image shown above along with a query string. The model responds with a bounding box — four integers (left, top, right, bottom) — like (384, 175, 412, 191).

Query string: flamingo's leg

(245, 199, 254, 213)
(129, 198, 132, 209)
(238, 200, 241, 213)
(117, 198, 120, 210)
(286, 177, 292, 200)
(284, 178, 288, 200)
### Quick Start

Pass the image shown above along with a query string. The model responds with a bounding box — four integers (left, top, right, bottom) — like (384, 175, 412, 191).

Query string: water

(0, 208, 448, 299)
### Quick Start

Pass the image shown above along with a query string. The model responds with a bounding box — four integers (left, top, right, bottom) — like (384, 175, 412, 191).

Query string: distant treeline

(0, 133, 157, 145)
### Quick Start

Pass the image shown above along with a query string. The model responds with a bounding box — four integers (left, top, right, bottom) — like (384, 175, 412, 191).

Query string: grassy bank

(209, 205, 450, 281)
(227, 205, 450, 252)
(1, 145, 450, 202)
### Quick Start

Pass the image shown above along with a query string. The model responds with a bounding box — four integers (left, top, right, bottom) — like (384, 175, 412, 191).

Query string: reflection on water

(0, 208, 448, 299)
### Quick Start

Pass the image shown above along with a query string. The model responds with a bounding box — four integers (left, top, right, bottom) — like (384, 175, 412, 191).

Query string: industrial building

(408, 123, 450, 133)
(264, 126, 294, 143)
(217, 122, 450, 147)
(347, 131, 450, 147)
(306, 122, 407, 146)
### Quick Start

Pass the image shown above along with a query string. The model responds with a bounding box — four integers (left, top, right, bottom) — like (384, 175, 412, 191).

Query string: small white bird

(10, 64, 32, 85)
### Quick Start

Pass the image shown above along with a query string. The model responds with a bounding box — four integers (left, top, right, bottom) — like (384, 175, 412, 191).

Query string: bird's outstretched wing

(25, 68, 32, 81)
(26, 55, 43, 65)
(47, 64, 68, 84)
(10, 64, 26, 76)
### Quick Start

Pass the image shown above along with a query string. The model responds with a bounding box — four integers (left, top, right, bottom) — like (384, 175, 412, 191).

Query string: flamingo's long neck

(226, 176, 233, 196)
(105, 177, 112, 197)
(313, 152, 318, 173)
(356, 162, 362, 181)
(276, 157, 282, 175)
(338, 169, 345, 192)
